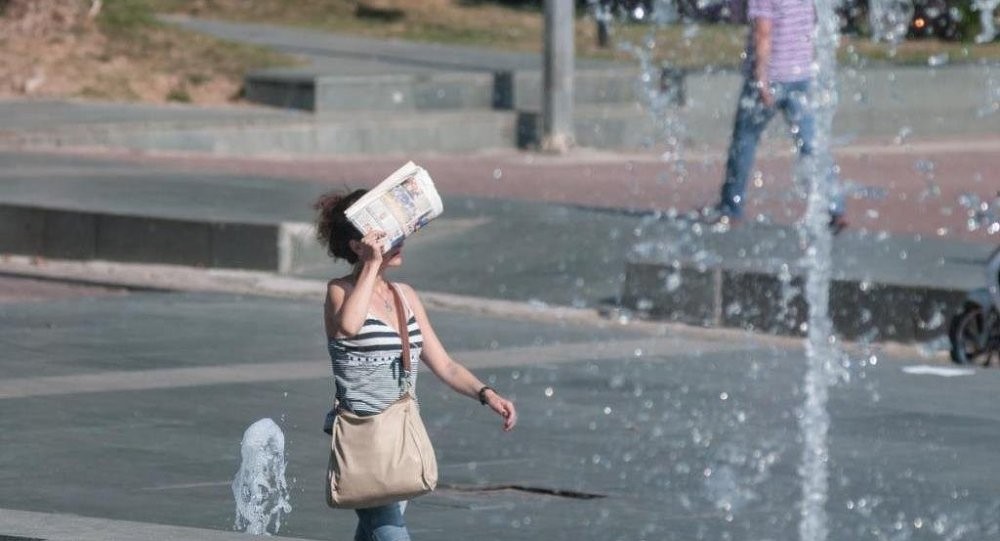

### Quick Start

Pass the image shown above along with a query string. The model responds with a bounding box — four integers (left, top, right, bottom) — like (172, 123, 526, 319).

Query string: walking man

(712, 0, 847, 232)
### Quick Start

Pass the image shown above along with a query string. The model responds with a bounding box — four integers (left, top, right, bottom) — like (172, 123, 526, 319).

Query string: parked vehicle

(948, 245, 1000, 366)
(838, 0, 980, 40)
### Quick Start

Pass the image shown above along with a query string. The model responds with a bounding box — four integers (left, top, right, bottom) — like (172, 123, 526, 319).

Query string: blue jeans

(354, 501, 409, 541)
(718, 78, 844, 219)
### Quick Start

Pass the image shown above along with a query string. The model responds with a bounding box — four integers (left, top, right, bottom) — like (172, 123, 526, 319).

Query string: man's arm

(753, 18, 774, 107)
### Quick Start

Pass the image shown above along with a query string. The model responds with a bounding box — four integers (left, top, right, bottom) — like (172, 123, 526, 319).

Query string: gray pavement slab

(2, 285, 999, 540)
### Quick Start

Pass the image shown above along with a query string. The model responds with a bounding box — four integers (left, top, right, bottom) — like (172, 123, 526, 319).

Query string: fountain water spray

(975, 0, 999, 44)
(868, 0, 914, 45)
(232, 418, 292, 535)
(795, 0, 844, 538)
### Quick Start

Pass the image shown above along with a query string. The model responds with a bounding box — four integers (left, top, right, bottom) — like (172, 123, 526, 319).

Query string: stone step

(0, 202, 319, 273)
(681, 64, 1000, 145)
(244, 67, 644, 112)
(518, 103, 658, 150)
(6, 109, 522, 155)
(245, 69, 496, 112)
(4, 102, 669, 154)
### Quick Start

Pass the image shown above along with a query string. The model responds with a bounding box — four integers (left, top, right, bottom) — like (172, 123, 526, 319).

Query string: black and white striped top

(328, 287, 424, 416)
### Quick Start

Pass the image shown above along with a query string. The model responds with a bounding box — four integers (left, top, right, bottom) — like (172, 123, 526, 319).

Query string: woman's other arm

(401, 284, 518, 432)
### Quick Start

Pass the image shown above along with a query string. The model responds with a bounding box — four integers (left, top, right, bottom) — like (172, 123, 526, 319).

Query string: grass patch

(0, 0, 294, 103)
(98, 0, 294, 80)
(845, 36, 1000, 66)
(148, 0, 1000, 68)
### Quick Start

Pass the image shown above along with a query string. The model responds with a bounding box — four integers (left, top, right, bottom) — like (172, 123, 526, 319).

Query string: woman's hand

(485, 391, 517, 432)
(356, 230, 386, 265)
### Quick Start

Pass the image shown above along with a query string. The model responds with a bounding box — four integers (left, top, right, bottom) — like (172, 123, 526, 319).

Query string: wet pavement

(2, 280, 1000, 540)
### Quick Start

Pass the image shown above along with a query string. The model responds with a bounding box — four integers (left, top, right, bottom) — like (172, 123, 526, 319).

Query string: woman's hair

(314, 189, 367, 264)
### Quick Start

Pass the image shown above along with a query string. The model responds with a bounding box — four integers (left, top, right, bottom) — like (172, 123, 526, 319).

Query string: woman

(315, 189, 518, 541)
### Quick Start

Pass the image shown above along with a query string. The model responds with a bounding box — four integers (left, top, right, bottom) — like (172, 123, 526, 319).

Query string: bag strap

(389, 282, 411, 374)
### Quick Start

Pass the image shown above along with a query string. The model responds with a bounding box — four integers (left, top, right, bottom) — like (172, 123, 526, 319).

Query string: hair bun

(314, 189, 368, 264)
(313, 192, 346, 212)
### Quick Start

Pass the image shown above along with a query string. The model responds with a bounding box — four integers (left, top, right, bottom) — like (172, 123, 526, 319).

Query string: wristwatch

(477, 385, 495, 405)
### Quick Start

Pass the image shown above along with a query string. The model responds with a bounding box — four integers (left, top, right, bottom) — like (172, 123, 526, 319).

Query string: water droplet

(665, 273, 682, 292)
(492, 168, 503, 180)
(544, 387, 554, 397)
(927, 53, 949, 67)
(894, 126, 913, 145)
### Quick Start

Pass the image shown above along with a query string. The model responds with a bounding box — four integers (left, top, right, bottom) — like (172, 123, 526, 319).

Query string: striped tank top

(327, 285, 424, 416)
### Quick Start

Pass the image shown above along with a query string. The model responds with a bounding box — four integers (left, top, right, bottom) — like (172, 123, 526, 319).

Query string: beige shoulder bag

(325, 283, 438, 509)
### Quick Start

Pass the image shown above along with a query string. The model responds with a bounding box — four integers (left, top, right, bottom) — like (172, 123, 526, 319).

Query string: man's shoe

(828, 214, 848, 235)
(704, 211, 742, 231)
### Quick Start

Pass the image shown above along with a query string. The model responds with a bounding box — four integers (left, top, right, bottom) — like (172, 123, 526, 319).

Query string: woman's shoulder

(328, 275, 355, 291)
(391, 281, 419, 298)
(326, 276, 356, 304)
(391, 282, 425, 312)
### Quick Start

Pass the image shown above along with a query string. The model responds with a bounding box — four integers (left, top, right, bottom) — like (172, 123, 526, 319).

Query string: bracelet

(477, 385, 495, 405)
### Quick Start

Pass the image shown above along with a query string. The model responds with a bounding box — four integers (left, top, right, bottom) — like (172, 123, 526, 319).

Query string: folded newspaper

(345, 161, 444, 253)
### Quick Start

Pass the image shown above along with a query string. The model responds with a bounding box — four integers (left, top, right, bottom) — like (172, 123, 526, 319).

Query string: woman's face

(382, 242, 404, 268)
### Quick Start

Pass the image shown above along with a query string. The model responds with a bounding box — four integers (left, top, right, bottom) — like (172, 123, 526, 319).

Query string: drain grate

(439, 484, 606, 500)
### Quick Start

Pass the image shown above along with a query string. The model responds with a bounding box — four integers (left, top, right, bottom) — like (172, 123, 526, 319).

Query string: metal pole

(542, 0, 574, 153)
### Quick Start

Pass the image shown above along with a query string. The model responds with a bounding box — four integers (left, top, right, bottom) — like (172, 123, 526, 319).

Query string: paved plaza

(2, 275, 1000, 541)
(2, 12, 999, 541)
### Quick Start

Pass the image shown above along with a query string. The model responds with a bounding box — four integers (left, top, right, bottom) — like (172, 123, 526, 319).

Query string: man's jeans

(718, 78, 845, 219)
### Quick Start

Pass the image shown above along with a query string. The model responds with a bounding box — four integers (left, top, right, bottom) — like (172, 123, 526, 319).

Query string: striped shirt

(327, 286, 424, 416)
(743, 0, 815, 83)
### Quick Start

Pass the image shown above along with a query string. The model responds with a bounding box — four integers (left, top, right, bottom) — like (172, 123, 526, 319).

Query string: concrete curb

(0, 256, 605, 326)
(0, 507, 317, 541)
(0, 255, 955, 363)
(0, 203, 318, 272)
(621, 257, 964, 343)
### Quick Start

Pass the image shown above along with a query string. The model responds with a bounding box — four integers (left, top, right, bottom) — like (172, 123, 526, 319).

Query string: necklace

(375, 286, 394, 314)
